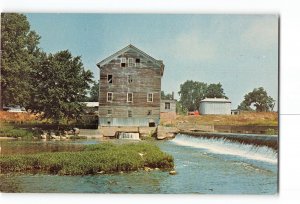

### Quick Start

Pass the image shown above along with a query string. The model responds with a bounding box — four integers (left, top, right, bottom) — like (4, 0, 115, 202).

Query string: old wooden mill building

(96, 44, 165, 138)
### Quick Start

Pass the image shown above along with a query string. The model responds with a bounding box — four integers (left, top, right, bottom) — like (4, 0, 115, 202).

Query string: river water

(0, 134, 278, 194)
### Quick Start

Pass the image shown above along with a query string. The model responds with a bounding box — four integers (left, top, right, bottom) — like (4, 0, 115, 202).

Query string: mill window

(121, 57, 126, 67)
(127, 93, 133, 102)
(128, 58, 134, 67)
(128, 75, 133, 83)
(107, 92, 113, 102)
(147, 93, 153, 102)
(107, 109, 112, 115)
(128, 110, 132, 117)
(136, 58, 140, 67)
(107, 75, 112, 84)
(147, 110, 152, 115)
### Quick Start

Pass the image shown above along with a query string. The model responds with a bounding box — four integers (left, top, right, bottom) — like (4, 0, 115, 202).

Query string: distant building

(83, 102, 99, 114)
(160, 99, 177, 120)
(161, 99, 176, 113)
(96, 44, 164, 128)
(199, 98, 231, 115)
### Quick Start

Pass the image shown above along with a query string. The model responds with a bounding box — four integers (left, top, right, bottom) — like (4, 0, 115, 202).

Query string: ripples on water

(0, 135, 278, 194)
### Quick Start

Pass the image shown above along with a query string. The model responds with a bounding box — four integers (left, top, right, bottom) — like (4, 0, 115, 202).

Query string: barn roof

(83, 102, 99, 107)
(201, 98, 231, 103)
(96, 44, 164, 73)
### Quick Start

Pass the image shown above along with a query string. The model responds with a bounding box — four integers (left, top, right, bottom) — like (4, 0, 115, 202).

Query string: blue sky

(26, 14, 278, 109)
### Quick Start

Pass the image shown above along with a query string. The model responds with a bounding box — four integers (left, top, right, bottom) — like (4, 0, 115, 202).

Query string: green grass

(0, 142, 174, 175)
(0, 124, 37, 139)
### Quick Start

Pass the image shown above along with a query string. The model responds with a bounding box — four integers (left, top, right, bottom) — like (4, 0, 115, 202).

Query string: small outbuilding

(199, 98, 231, 115)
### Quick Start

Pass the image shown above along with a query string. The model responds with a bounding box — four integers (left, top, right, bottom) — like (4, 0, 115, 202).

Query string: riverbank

(0, 142, 174, 175)
(0, 138, 277, 194)
(157, 112, 278, 140)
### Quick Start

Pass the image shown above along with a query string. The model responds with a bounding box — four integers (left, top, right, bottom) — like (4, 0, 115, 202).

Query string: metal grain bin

(199, 98, 231, 115)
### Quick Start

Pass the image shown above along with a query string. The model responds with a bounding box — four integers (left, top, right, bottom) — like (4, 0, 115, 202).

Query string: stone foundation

(99, 126, 157, 138)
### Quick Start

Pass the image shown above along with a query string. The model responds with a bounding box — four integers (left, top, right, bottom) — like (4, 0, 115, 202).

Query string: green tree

(1, 13, 41, 109)
(29, 50, 94, 124)
(205, 83, 227, 99)
(178, 80, 207, 111)
(238, 87, 275, 112)
(88, 80, 99, 102)
(176, 101, 188, 115)
(161, 91, 173, 100)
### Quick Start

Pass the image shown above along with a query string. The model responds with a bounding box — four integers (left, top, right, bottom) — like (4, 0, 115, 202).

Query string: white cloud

(241, 16, 278, 50)
(171, 31, 217, 61)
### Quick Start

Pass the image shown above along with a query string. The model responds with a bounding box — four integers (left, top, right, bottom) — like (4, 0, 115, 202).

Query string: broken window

(147, 93, 153, 102)
(128, 75, 133, 83)
(127, 93, 133, 102)
(128, 58, 134, 67)
(136, 58, 140, 67)
(128, 110, 132, 117)
(107, 75, 112, 84)
(107, 92, 113, 102)
(165, 102, 170, 110)
(121, 57, 126, 67)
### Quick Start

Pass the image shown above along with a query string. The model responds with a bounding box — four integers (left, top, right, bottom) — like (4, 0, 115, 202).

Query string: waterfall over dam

(172, 134, 278, 164)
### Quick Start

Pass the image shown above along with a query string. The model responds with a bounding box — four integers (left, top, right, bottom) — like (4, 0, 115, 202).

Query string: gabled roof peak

(96, 44, 164, 69)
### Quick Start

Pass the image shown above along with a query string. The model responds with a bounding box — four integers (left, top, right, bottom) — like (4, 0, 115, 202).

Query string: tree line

(1, 13, 275, 126)
(162, 80, 275, 113)
(1, 13, 95, 124)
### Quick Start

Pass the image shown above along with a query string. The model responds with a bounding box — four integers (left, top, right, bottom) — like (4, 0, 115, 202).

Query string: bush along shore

(0, 124, 38, 139)
(0, 142, 174, 175)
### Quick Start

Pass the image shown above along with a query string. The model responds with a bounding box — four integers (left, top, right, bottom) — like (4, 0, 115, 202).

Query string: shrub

(0, 124, 35, 139)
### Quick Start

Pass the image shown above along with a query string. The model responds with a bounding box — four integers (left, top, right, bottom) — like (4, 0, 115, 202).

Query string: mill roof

(96, 44, 164, 71)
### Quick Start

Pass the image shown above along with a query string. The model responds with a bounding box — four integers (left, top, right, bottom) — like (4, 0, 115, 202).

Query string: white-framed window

(135, 58, 140, 67)
(128, 58, 134, 67)
(165, 102, 170, 110)
(127, 92, 133, 102)
(107, 92, 113, 102)
(120, 57, 126, 67)
(128, 110, 132, 117)
(107, 109, 112, 115)
(128, 75, 133, 83)
(147, 93, 153, 102)
(107, 74, 113, 84)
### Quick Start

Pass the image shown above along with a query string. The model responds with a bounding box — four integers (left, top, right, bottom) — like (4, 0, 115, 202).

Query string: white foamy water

(172, 134, 278, 164)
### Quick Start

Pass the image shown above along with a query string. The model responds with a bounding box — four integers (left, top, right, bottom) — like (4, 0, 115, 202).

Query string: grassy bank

(0, 142, 174, 175)
(0, 124, 38, 139)
(161, 112, 278, 127)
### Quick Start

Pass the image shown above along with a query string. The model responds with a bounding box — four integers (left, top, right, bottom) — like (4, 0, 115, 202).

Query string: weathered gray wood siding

(160, 100, 176, 113)
(98, 50, 163, 127)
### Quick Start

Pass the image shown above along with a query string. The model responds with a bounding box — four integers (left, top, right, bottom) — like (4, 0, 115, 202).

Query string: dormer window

(128, 58, 134, 67)
(121, 57, 126, 67)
